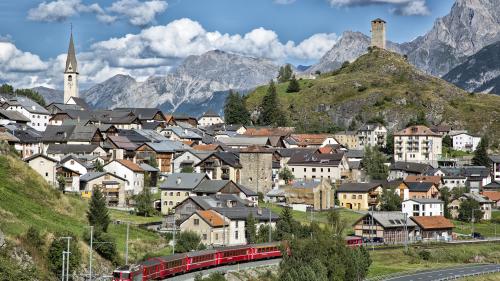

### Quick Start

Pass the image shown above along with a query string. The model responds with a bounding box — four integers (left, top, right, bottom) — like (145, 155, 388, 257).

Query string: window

(45, 172, 48, 177)
(215, 234, 219, 240)
(169, 192, 174, 196)
(351, 194, 356, 199)
(304, 168, 306, 172)
(321, 168, 323, 172)
(235, 231, 239, 239)
(194, 219, 199, 225)
(291, 168, 294, 172)
(343, 194, 346, 199)
(328, 168, 331, 172)
(169, 201, 173, 205)
(203, 234, 207, 240)
(312, 168, 316, 172)
(176, 192, 180, 196)
(357, 195, 362, 199)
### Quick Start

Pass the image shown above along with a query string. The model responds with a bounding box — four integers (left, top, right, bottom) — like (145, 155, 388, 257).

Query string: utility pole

(370, 206, 374, 251)
(125, 222, 130, 265)
(404, 212, 408, 251)
(66, 238, 70, 281)
(89, 226, 93, 281)
(61, 249, 65, 281)
(223, 209, 226, 246)
(60, 237, 72, 281)
(269, 209, 272, 243)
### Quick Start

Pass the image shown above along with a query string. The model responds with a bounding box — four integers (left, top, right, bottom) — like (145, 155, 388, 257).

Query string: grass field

(109, 209, 163, 224)
(368, 242, 500, 278)
(458, 273, 500, 280)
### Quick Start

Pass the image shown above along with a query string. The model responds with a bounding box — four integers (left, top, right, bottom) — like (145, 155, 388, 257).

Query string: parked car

(472, 232, 484, 239)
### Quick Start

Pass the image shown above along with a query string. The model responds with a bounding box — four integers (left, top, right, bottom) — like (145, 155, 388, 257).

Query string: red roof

(411, 216, 454, 230)
(482, 191, 500, 202)
(115, 159, 144, 173)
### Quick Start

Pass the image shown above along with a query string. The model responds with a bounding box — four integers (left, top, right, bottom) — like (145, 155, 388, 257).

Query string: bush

(47, 232, 82, 280)
(26, 226, 44, 248)
(418, 250, 431, 261)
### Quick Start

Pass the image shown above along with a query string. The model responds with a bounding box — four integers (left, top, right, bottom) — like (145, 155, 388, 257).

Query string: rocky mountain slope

(443, 41, 500, 94)
(246, 48, 500, 138)
(308, 0, 500, 78)
(81, 50, 279, 116)
(31, 86, 63, 104)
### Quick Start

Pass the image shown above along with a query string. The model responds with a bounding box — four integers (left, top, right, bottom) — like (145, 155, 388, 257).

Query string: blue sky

(0, 0, 455, 89)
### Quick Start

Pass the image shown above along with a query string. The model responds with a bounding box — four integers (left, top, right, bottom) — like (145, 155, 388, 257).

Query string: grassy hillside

(0, 154, 168, 279)
(246, 48, 500, 138)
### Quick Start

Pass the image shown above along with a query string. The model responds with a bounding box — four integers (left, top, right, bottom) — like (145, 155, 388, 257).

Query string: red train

(112, 242, 285, 281)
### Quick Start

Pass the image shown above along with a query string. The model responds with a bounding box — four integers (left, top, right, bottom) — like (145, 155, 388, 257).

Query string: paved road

(163, 258, 281, 281)
(385, 264, 500, 281)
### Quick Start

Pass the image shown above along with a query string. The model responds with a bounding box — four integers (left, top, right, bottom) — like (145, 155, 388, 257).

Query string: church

(63, 31, 80, 105)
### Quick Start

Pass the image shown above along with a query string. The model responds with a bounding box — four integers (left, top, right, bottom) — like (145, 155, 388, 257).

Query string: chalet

(103, 159, 145, 195)
(337, 182, 383, 211)
(196, 151, 242, 183)
(46, 144, 106, 160)
(159, 173, 209, 214)
(0, 109, 30, 125)
(25, 154, 58, 186)
(135, 141, 189, 173)
(411, 216, 454, 241)
(397, 181, 439, 201)
(353, 212, 417, 244)
(172, 150, 211, 173)
(56, 165, 81, 193)
(79, 172, 127, 207)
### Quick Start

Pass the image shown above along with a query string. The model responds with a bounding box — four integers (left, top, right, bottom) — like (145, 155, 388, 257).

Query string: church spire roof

(65, 30, 78, 73)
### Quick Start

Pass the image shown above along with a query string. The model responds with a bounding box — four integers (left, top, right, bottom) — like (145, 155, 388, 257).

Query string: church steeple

(64, 28, 79, 104)
(65, 30, 78, 73)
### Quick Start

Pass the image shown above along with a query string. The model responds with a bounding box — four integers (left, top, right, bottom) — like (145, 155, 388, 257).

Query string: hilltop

(0, 153, 167, 280)
(246, 48, 500, 138)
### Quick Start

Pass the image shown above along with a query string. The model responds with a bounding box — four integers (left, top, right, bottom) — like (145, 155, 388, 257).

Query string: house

(56, 165, 81, 193)
(180, 210, 226, 246)
(171, 114, 198, 127)
(217, 136, 271, 148)
(411, 216, 454, 241)
(172, 150, 211, 173)
(173, 194, 250, 220)
(286, 150, 348, 183)
(103, 159, 145, 195)
(159, 173, 209, 214)
(451, 132, 481, 152)
(92, 110, 142, 130)
(192, 180, 258, 205)
(393, 125, 442, 167)
(337, 182, 383, 211)
(25, 154, 58, 186)
(45, 144, 106, 160)
(388, 161, 432, 181)
(0, 110, 30, 125)
(2, 96, 51, 131)
(285, 134, 339, 148)
(404, 175, 443, 189)
(481, 191, 500, 208)
(427, 168, 467, 190)
(2, 123, 43, 158)
(196, 151, 242, 183)
(449, 193, 492, 221)
(238, 146, 275, 194)
(357, 123, 387, 149)
(430, 125, 452, 136)
(42, 125, 103, 146)
(279, 179, 334, 211)
(198, 110, 224, 127)
(163, 127, 202, 144)
(60, 154, 89, 175)
(333, 131, 358, 149)
(135, 141, 189, 174)
(397, 181, 439, 201)
(490, 156, 500, 182)
(79, 172, 127, 207)
(353, 212, 417, 244)
(402, 198, 444, 217)
(139, 163, 159, 187)
(463, 166, 491, 192)
(114, 108, 167, 123)
(106, 135, 138, 160)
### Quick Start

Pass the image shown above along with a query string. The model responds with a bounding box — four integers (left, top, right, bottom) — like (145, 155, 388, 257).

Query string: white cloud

(0, 42, 47, 72)
(108, 0, 168, 26)
(27, 0, 167, 25)
(4, 18, 338, 88)
(328, 0, 430, 16)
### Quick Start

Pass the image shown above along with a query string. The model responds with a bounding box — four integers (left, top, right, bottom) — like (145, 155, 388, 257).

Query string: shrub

(418, 250, 431, 261)
(26, 226, 44, 248)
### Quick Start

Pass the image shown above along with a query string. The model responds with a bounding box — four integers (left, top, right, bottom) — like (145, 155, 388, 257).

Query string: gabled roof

(489, 155, 500, 163)
(24, 153, 58, 163)
(115, 108, 165, 120)
(42, 125, 75, 142)
(287, 133, 333, 146)
(203, 151, 242, 168)
(481, 191, 500, 202)
(403, 198, 443, 204)
(0, 130, 19, 142)
(3, 123, 42, 143)
(287, 150, 344, 167)
(358, 123, 385, 132)
(461, 193, 493, 204)
(200, 110, 221, 118)
(218, 136, 270, 146)
(106, 159, 144, 173)
(3, 96, 50, 114)
(167, 127, 202, 140)
(195, 210, 225, 227)
(403, 181, 435, 192)
(193, 180, 230, 194)
(483, 181, 500, 189)
(0, 110, 30, 122)
(138, 141, 189, 153)
(213, 207, 279, 222)
(134, 129, 169, 142)
(243, 127, 294, 137)
(139, 163, 159, 172)
(390, 161, 431, 174)
(160, 173, 208, 190)
(411, 216, 454, 230)
(46, 144, 99, 155)
(80, 172, 126, 183)
(67, 97, 89, 109)
(355, 212, 416, 228)
(338, 182, 382, 193)
(404, 175, 443, 185)
(191, 144, 222, 151)
(107, 135, 137, 151)
(394, 125, 440, 137)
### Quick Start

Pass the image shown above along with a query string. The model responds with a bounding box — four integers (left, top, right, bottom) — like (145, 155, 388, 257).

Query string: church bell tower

(64, 30, 79, 104)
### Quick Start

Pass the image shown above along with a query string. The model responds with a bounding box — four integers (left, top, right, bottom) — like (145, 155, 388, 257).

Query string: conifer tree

(245, 213, 257, 244)
(87, 186, 111, 232)
(224, 90, 250, 125)
(286, 75, 300, 93)
(277, 64, 293, 83)
(472, 136, 490, 168)
(259, 80, 286, 126)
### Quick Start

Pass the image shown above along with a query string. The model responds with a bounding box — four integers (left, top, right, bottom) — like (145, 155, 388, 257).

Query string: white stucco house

(103, 159, 145, 195)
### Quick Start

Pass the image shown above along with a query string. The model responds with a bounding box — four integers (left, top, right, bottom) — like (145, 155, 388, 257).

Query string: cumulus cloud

(27, 0, 167, 26)
(328, 0, 430, 16)
(108, 0, 168, 26)
(0, 42, 47, 72)
(5, 18, 338, 88)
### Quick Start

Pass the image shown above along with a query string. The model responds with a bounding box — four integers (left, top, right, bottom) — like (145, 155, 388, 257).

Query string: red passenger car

(345, 236, 363, 247)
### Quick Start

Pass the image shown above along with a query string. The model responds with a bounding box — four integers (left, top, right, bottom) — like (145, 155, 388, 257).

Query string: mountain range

(34, 0, 500, 114)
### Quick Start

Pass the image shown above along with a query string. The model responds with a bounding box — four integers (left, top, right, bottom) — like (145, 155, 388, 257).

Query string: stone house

(238, 146, 274, 194)
(159, 173, 209, 215)
(279, 179, 334, 211)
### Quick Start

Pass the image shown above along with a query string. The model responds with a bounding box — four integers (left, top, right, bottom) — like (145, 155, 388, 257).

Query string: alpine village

(1, 0, 500, 281)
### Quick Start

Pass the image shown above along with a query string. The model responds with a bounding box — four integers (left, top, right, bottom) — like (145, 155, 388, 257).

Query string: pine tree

(245, 214, 257, 244)
(363, 146, 388, 180)
(224, 90, 250, 125)
(286, 75, 300, 93)
(277, 64, 293, 83)
(472, 136, 490, 168)
(259, 80, 286, 126)
(87, 186, 111, 232)
(135, 187, 155, 217)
